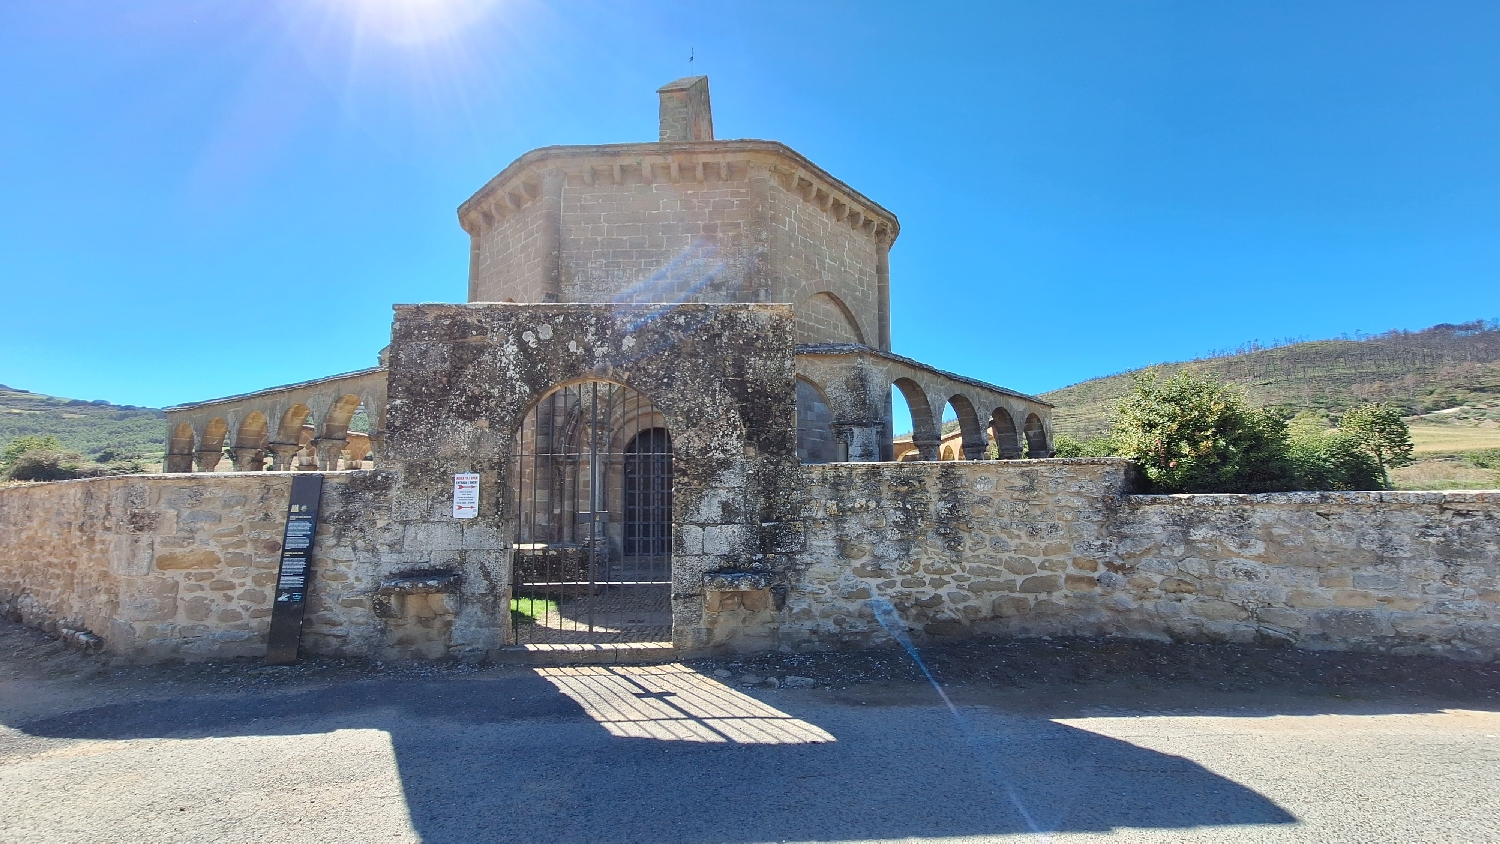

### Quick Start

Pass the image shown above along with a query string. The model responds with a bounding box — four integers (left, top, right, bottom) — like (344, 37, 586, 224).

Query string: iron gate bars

(511, 381, 673, 645)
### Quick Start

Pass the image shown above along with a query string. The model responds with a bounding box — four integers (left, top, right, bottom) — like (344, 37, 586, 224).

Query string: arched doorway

(511, 380, 672, 645)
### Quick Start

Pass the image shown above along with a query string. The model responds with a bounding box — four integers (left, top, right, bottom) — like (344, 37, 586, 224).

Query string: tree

(1339, 403, 1415, 488)
(1113, 369, 1295, 493)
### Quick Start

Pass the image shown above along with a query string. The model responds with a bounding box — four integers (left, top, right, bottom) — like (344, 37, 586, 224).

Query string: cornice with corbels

(457, 141, 899, 248)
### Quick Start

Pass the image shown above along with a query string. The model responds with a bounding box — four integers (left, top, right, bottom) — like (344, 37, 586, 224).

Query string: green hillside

(0, 385, 165, 464)
(1041, 320, 1500, 438)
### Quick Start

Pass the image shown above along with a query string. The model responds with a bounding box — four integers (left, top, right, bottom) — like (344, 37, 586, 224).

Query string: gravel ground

(3, 620, 1500, 843)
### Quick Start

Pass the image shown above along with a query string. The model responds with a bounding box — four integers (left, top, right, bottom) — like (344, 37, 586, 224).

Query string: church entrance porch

(510, 380, 673, 645)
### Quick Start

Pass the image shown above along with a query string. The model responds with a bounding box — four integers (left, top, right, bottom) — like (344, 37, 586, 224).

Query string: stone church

(160, 77, 1055, 652)
(7, 80, 1491, 663)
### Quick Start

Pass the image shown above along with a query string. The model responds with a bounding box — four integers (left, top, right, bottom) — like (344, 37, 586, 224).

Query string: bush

(1286, 425, 1384, 491)
(2, 435, 63, 466)
(1468, 449, 1500, 470)
(1058, 374, 1419, 493)
(1052, 433, 1119, 458)
(5, 448, 92, 482)
(1112, 370, 1295, 493)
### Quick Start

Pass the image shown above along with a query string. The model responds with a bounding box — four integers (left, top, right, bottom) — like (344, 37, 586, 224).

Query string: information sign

(453, 472, 480, 519)
(265, 473, 325, 665)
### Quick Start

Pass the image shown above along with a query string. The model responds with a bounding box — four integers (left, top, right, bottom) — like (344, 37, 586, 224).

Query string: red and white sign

(452, 473, 480, 519)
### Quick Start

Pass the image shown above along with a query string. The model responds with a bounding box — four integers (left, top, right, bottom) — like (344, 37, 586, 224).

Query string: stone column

(831, 423, 882, 462)
(912, 436, 941, 461)
(194, 450, 222, 473)
(231, 447, 266, 472)
(962, 439, 989, 461)
(164, 454, 194, 473)
(313, 438, 347, 471)
(268, 443, 301, 471)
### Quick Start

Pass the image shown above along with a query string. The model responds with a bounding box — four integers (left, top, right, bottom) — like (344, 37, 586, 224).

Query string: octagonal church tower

(164, 77, 1051, 476)
(457, 76, 895, 352)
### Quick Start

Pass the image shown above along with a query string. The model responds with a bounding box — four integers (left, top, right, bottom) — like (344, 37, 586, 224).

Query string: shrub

(1052, 433, 1119, 458)
(1468, 449, 1500, 470)
(1286, 425, 1384, 491)
(1113, 370, 1295, 493)
(1, 435, 63, 467)
(5, 448, 92, 482)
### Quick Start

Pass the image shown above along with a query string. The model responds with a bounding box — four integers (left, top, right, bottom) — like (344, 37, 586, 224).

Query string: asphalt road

(2, 623, 1498, 843)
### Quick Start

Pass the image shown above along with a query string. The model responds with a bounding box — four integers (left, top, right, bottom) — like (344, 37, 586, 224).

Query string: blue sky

(2, 0, 1498, 410)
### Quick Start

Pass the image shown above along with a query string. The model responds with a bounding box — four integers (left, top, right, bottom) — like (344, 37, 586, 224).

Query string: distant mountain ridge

(0, 385, 165, 463)
(1041, 320, 1500, 438)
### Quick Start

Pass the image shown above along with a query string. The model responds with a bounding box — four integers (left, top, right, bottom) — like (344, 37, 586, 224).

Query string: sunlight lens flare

(334, 0, 504, 46)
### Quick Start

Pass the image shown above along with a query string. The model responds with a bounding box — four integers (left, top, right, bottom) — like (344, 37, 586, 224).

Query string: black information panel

(265, 473, 325, 665)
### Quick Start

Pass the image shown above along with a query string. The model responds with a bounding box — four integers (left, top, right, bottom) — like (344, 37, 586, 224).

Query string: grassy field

(1391, 459, 1500, 491)
(1408, 424, 1500, 456)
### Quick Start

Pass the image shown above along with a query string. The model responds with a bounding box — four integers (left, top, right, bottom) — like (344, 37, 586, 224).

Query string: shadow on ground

(15, 667, 1297, 842)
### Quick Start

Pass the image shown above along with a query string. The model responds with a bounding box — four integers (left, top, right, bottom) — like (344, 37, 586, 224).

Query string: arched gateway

(511, 380, 673, 645)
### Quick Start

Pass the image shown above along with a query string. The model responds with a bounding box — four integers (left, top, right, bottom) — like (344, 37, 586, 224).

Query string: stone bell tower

(657, 76, 714, 142)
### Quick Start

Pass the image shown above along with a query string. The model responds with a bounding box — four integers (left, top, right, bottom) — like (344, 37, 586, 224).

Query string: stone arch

(314, 393, 365, 469)
(892, 377, 938, 460)
(268, 404, 312, 470)
(940, 445, 955, 461)
(321, 394, 364, 440)
(795, 377, 839, 464)
(276, 404, 312, 443)
(196, 418, 228, 472)
(233, 412, 270, 471)
(1024, 412, 1050, 458)
(165, 422, 196, 473)
(945, 394, 986, 460)
(510, 378, 673, 645)
(990, 407, 1022, 459)
(795, 291, 866, 346)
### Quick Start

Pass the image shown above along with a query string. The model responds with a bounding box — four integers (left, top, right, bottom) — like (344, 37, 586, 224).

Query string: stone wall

(748, 460, 1500, 659)
(3, 457, 1495, 663)
(0, 472, 387, 661)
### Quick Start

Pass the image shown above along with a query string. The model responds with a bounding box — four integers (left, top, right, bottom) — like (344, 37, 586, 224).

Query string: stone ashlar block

(1019, 575, 1062, 593)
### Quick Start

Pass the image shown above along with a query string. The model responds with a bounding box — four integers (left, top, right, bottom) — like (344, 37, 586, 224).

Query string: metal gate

(511, 381, 673, 645)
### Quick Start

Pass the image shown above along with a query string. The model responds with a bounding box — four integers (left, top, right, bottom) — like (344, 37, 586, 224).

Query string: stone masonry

(2, 459, 1497, 662)
(0, 472, 389, 661)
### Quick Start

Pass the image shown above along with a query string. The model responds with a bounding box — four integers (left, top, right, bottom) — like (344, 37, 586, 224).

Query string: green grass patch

(509, 596, 560, 626)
